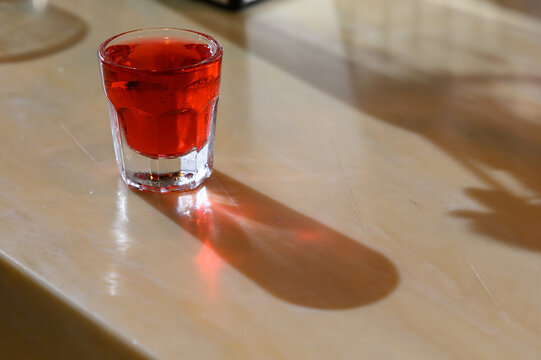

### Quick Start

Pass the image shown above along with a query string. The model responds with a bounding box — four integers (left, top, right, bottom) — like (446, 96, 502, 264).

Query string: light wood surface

(0, 0, 540, 358)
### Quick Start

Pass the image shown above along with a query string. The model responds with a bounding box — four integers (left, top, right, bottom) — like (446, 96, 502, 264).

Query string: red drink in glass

(98, 29, 222, 193)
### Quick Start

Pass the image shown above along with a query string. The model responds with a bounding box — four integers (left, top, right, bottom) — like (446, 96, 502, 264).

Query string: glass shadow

(137, 171, 399, 309)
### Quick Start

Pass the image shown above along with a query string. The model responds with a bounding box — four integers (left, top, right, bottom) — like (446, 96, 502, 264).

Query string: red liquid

(100, 37, 221, 158)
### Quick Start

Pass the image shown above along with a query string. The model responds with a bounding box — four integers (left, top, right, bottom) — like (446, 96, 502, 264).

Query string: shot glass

(98, 28, 223, 193)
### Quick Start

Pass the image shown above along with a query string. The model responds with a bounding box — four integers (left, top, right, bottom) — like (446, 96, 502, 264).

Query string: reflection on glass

(104, 264, 120, 296)
(103, 183, 134, 296)
(32, 0, 47, 11)
(113, 185, 131, 253)
(176, 186, 222, 297)
(195, 242, 222, 297)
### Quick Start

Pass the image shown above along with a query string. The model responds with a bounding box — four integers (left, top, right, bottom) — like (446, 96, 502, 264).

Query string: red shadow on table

(137, 171, 399, 309)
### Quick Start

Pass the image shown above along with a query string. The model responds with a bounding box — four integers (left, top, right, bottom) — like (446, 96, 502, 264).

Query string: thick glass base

(107, 99, 217, 193)
(119, 143, 213, 193)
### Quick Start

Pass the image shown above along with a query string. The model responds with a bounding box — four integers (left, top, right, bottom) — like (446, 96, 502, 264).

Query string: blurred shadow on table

(452, 188, 541, 251)
(0, 254, 149, 359)
(157, 0, 541, 251)
(138, 171, 399, 309)
(0, 0, 86, 63)
(487, 0, 541, 20)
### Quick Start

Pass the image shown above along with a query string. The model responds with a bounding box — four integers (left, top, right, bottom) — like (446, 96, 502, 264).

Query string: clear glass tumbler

(98, 28, 222, 193)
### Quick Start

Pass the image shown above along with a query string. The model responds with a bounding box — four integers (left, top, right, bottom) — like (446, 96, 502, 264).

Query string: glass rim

(98, 27, 223, 73)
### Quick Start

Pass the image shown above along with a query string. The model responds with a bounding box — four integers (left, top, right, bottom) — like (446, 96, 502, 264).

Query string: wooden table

(1, 0, 540, 358)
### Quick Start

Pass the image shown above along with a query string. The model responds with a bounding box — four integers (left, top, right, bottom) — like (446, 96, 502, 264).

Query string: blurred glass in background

(0, 0, 86, 62)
